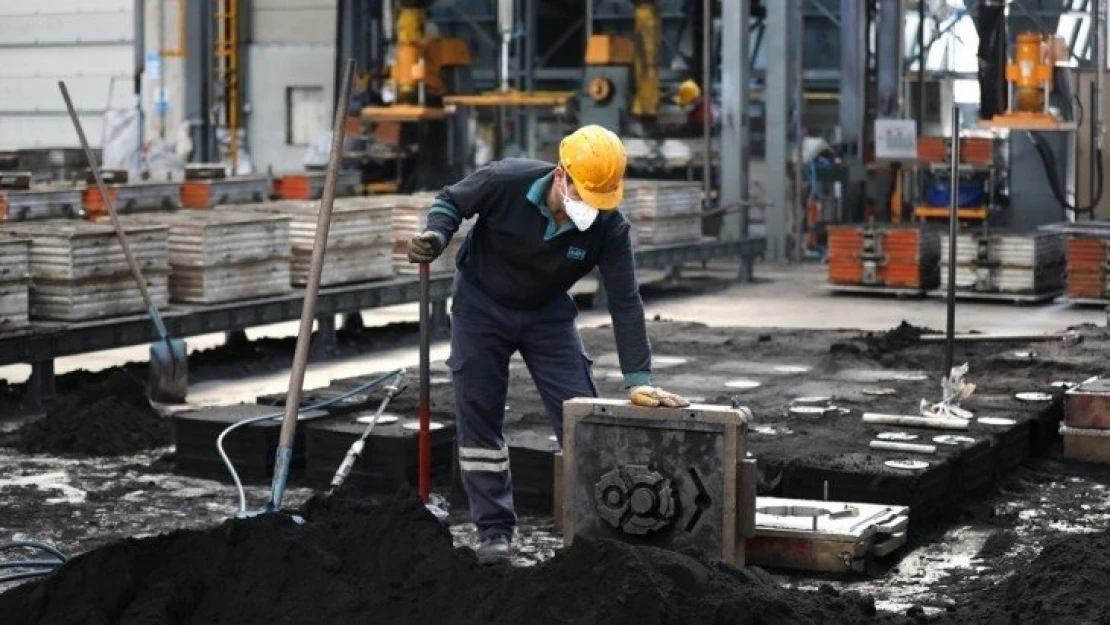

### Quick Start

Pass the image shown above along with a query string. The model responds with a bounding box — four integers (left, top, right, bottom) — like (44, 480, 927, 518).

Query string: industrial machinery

(561, 398, 756, 565)
(987, 33, 1070, 129)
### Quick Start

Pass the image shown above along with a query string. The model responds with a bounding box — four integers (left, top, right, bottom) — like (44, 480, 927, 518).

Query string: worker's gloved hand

(629, 386, 690, 408)
(408, 231, 445, 264)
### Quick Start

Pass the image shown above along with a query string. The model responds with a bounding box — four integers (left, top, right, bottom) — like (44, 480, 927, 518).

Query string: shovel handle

(418, 261, 431, 502)
(59, 81, 163, 329)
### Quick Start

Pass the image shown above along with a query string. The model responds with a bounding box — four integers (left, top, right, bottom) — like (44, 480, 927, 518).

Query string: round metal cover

(978, 417, 1017, 427)
(725, 379, 761, 389)
(1050, 381, 1074, 389)
(355, 414, 399, 425)
(402, 421, 445, 431)
(889, 372, 928, 381)
(862, 387, 897, 396)
(885, 459, 929, 470)
(1012, 351, 1037, 359)
(752, 424, 794, 436)
(877, 431, 918, 441)
(933, 434, 977, 446)
(792, 396, 831, 406)
(774, 365, 810, 374)
(1015, 392, 1053, 402)
(430, 376, 452, 385)
(789, 405, 829, 417)
(337, 393, 369, 406)
(654, 356, 689, 367)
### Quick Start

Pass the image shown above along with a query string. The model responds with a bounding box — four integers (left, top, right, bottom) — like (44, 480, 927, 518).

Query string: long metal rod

(945, 105, 960, 375)
(792, 0, 805, 261)
(418, 262, 432, 502)
(269, 58, 356, 511)
(58, 81, 168, 346)
(702, 0, 712, 209)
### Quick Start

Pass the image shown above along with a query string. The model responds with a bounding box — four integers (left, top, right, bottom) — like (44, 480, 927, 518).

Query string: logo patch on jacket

(566, 246, 586, 261)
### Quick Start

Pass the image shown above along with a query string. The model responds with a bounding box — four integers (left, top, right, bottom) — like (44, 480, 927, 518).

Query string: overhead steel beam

(839, 0, 867, 222)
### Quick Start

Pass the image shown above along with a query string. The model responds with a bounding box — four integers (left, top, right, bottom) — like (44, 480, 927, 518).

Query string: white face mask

(561, 177, 599, 231)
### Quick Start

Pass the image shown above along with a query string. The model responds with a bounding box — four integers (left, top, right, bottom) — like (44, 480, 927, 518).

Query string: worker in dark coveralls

(407, 124, 689, 564)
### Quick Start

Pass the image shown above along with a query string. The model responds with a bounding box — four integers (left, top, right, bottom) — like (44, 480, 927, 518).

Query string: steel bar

(269, 58, 355, 511)
(945, 105, 960, 375)
(702, 0, 712, 215)
(869, 440, 938, 455)
(862, 413, 969, 431)
(418, 262, 431, 502)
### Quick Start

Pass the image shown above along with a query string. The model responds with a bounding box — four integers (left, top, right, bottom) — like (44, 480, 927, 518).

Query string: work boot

(476, 535, 512, 565)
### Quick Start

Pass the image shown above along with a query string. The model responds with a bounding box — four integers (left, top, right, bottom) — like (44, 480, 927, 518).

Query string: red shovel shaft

(418, 262, 431, 502)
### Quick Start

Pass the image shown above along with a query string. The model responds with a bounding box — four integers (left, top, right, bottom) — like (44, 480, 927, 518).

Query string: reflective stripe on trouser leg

(449, 273, 518, 540)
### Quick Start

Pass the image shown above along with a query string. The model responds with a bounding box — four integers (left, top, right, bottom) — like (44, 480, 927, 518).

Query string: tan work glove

(408, 231, 445, 264)
(629, 386, 690, 408)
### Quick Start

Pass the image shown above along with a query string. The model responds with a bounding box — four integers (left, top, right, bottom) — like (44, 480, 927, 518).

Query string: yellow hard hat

(674, 79, 701, 107)
(558, 125, 627, 210)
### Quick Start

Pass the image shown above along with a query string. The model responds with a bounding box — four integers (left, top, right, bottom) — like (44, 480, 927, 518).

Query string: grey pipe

(703, 0, 712, 210)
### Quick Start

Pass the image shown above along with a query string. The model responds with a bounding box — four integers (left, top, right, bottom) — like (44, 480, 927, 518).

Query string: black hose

(1027, 131, 1103, 217)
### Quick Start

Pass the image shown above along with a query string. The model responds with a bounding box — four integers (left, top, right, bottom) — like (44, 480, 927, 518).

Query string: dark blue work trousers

(447, 271, 598, 540)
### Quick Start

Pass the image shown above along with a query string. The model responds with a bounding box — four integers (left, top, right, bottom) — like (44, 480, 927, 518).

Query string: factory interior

(2, 0, 1110, 622)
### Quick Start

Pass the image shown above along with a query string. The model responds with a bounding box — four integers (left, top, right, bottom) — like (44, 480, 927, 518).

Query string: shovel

(59, 81, 188, 403)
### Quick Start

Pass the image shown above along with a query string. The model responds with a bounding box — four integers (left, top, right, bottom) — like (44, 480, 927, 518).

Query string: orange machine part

(82, 186, 120, 220)
(180, 181, 216, 209)
(827, 226, 929, 288)
(585, 34, 635, 66)
(1066, 237, 1108, 298)
(917, 137, 993, 165)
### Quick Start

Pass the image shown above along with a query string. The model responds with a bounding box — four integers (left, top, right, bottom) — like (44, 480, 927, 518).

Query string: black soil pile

(830, 321, 937, 365)
(0, 490, 908, 625)
(10, 371, 170, 455)
(945, 529, 1110, 624)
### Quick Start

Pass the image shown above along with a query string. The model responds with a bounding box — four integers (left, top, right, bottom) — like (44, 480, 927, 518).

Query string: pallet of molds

(173, 404, 325, 482)
(81, 170, 181, 220)
(391, 192, 473, 276)
(745, 498, 910, 573)
(0, 238, 30, 331)
(123, 211, 293, 304)
(179, 165, 271, 209)
(1063, 378, 1110, 463)
(304, 410, 456, 492)
(826, 224, 940, 293)
(1, 220, 169, 321)
(621, 179, 706, 246)
(0, 179, 84, 222)
(1044, 221, 1110, 304)
(242, 198, 394, 286)
(938, 230, 1066, 302)
(273, 169, 362, 200)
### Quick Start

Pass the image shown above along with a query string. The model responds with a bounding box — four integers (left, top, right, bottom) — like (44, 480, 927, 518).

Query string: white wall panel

(0, 0, 130, 17)
(252, 0, 336, 44)
(0, 46, 132, 77)
(0, 113, 106, 150)
(247, 44, 334, 171)
(0, 12, 131, 45)
(0, 76, 133, 113)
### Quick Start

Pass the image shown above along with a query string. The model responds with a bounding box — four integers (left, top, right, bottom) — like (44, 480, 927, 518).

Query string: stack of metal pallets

(827, 224, 941, 292)
(273, 170, 362, 200)
(124, 211, 292, 303)
(245, 198, 394, 286)
(391, 192, 474, 276)
(940, 230, 1066, 299)
(1040, 221, 1110, 302)
(2, 220, 169, 321)
(621, 179, 704, 247)
(0, 238, 30, 330)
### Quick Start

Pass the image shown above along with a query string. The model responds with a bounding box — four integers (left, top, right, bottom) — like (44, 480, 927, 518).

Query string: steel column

(838, 0, 867, 221)
(765, 0, 795, 261)
(720, 0, 751, 265)
(185, 0, 216, 162)
(876, 0, 903, 117)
